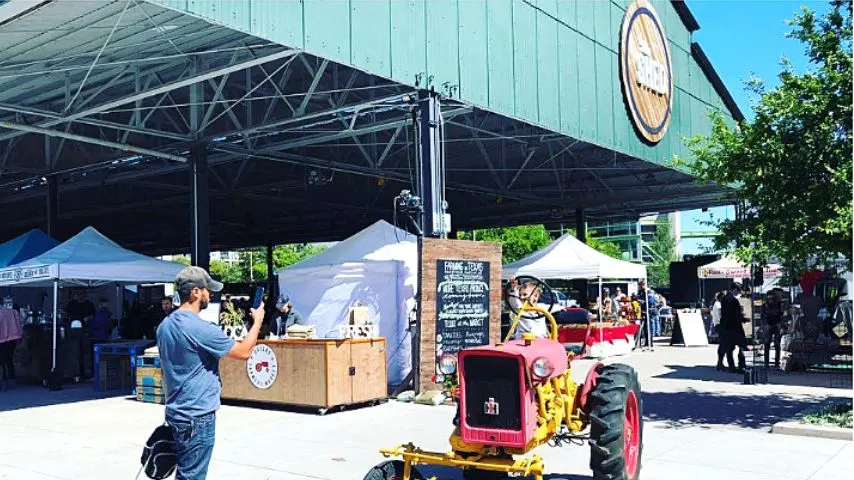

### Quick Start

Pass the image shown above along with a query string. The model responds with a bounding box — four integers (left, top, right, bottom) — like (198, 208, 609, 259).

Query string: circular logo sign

(246, 344, 278, 389)
(620, 0, 673, 143)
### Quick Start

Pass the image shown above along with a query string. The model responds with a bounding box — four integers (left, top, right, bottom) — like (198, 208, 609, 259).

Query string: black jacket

(720, 293, 747, 332)
(268, 309, 304, 336)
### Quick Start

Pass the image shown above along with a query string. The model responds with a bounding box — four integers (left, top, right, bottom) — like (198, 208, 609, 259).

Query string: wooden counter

(220, 338, 387, 413)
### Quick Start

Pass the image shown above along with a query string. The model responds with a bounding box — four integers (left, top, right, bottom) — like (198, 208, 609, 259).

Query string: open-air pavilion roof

(0, 0, 737, 255)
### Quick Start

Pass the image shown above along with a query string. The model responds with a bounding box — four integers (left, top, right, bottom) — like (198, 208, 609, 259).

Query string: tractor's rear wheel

(362, 460, 424, 480)
(588, 363, 642, 480)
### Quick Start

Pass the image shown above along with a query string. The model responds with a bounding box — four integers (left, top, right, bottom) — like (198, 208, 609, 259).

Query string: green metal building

(0, 0, 742, 254)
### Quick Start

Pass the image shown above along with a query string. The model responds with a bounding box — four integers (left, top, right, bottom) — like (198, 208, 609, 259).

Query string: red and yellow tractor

(365, 276, 643, 480)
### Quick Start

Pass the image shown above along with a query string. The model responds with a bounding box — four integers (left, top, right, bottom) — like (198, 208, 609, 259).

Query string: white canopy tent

(697, 256, 784, 301)
(503, 233, 650, 353)
(0, 226, 185, 371)
(277, 220, 417, 385)
(697, 256, 783, 280)
(503, 233, 647, 280)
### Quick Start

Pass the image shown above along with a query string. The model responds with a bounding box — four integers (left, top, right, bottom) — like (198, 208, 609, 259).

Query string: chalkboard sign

(435, 260, 491, 369)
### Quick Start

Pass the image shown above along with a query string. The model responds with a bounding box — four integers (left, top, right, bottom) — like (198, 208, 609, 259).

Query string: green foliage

(218, 300, 245, 327)
(457, 225, 623, 264)
(586, 235, 624, 260)
(458, 225, 553, 264)
(646, 222, 678, 288)
(801, 402, 853, 429)
(678, 1, 852, 269)
(172, 256, 191, 266)
(209, 260, 244, 283)
(207, 244, 329, 284)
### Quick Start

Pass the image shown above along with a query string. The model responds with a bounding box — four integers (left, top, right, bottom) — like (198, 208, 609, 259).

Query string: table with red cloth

(558, 322, 639, 349)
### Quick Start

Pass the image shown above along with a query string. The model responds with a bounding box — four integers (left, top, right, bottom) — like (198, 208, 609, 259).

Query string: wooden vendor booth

(220, 338, 387, 414)
(219, 220, 413, 411)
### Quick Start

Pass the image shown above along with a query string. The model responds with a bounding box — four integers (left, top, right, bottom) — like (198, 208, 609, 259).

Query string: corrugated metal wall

(156, 0, 735, 166)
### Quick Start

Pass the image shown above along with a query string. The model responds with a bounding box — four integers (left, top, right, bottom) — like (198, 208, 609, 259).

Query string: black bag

(138, 424, 177, 480)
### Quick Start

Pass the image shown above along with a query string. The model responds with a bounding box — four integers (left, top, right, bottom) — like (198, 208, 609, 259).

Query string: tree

(458, 225, 553, 264)
(646, 222, 678, 288)
(200, 244, 329, 284)
(457, 225, 624, 264)
(586, 234, 624, 260)
(680, 1, 852, 269)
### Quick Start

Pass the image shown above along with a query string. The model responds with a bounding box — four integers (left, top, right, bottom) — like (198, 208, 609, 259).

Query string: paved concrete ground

(0, 344, 851, 480)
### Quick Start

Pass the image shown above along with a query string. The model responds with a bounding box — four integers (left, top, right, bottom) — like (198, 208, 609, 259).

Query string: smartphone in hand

(252, 286, 265, 310)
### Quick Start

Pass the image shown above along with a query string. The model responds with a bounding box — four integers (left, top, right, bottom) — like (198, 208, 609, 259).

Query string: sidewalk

(0, 345, 850, 479)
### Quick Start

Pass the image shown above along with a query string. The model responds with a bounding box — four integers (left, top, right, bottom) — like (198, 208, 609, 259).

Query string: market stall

(0, 228, 59, 268)
(219, 338, 387, 414)
(503, 234, 648, 358)
(697, 256, 783, 299)
(275, 220, 415, 386)
(0, 227, 184, 386)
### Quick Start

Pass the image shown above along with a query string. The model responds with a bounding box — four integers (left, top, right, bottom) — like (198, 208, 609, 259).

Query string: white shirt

(507, 287, 548, 338)
(712, 301, 722, 325)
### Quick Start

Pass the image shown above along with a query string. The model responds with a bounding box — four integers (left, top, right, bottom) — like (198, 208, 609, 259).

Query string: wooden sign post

(417, 238, 502, 392)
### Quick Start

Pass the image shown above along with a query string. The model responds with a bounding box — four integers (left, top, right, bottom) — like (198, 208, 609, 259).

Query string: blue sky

(676, 0, 827, 254)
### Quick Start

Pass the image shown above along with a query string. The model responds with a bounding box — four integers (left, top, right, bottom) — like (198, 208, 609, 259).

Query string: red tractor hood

(461, 338, 567, 379)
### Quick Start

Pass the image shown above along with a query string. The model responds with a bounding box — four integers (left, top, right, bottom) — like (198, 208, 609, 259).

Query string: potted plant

(219, 301, 246, 339)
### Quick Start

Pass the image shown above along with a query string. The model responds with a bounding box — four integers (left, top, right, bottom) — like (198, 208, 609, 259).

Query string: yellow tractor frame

(378, 302, 587, 480)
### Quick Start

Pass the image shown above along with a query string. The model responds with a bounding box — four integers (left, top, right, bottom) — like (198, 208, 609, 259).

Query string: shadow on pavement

(0, 382, 126, 413)
(654, 363, 853, 389)
(416, 465, 590, 480)
(641, 386, 850, 430)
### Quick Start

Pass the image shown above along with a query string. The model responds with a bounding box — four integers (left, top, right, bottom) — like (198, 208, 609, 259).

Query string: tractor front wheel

(588, 363, 642, 480)
(363, 460, 425, 480)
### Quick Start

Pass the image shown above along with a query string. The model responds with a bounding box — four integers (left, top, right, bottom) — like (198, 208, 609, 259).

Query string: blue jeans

(650, 314, 660, 337)
(167, 412, 216, 480)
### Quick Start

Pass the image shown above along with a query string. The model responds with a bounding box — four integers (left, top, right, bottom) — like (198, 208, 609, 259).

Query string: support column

(417, 90, 447, 238)
(266, 241, 275, 296)
(190, 143, 210, 271)
(575, 207, 586, 244)
(46, 176, 58, 237)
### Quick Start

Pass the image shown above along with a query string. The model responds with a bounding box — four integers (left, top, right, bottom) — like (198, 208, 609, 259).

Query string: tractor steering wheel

(505, 275, 557, 319)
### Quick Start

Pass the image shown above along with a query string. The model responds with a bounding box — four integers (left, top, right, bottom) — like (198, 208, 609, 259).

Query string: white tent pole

(598, 277, 603, 348)
(52, 279, 58, 371)
(644, 278, 652, 351)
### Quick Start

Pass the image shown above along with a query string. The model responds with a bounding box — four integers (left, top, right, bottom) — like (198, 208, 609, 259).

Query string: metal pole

(645, 280, 653, 351)
(418, 90, 445, 238)
(115, 284, 121, 334)
(598, 277, 603, 352)
(52, 279, 58, 371)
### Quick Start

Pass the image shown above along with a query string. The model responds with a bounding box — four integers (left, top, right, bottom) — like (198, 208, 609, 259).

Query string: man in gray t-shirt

(157, 266, 265, 479)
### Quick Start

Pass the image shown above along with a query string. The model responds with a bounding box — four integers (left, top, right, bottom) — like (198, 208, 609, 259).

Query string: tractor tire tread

(587, 364, 643, 480)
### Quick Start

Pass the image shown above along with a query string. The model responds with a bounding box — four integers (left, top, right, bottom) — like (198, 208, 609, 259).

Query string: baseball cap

(176, 266, 223, 293)
(276, 294, 290, 309)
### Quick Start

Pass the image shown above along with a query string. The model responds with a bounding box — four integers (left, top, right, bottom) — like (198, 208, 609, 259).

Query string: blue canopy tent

(0, 229, 59, 268)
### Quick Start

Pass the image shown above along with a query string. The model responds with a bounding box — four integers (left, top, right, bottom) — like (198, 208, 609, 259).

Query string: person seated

(511, 282, 550, 339)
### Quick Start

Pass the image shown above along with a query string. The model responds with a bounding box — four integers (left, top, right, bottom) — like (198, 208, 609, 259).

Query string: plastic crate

(136, 389, 165, 405)
(135, 355, 161, 367)
(134, 366, 164, 394)
(97, 356, 132, 391)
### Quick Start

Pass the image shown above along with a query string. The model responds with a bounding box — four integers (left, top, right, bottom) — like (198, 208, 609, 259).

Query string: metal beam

(0, 120, 186, 162)
(0, 102, 189, 141)
(0, 49, 298, 143)
(296, 59, 328, 115)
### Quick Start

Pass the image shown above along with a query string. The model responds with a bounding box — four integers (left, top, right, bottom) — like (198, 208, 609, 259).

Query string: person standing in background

(718, 283, 748, 373)
(763, 290, 784, 368)
(0, 307, 23, 390)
